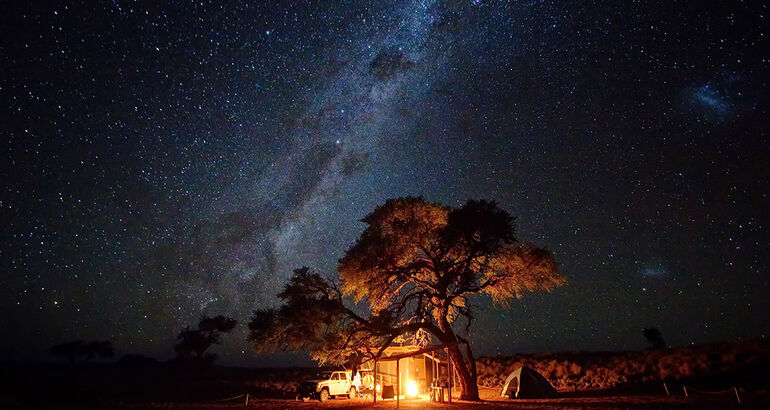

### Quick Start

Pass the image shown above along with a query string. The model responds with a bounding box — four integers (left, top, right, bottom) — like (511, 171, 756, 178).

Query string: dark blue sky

(2, 1, 768, 365)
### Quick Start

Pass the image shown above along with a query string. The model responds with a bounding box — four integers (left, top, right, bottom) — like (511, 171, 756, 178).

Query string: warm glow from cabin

(406, 380, 418, 397)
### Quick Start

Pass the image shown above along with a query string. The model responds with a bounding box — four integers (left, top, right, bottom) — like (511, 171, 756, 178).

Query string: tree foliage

(175, 315, 237, 361)
(249, 197, 565, 400)
(643, 327, 666, 349)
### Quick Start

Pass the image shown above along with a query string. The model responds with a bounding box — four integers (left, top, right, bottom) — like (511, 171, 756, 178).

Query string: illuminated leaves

(339, 197, 565, 317)
(249, 197, 565, 368)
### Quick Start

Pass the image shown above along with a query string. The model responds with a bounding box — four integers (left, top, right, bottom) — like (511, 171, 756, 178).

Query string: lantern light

(406, 380, 418, 397)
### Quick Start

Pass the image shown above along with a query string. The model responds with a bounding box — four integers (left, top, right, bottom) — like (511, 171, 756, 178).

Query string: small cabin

(357, 344, 453, 398)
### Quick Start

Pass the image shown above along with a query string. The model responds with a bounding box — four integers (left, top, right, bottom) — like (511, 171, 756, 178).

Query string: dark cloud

(369, 49, 415, 81)
(276, 143, 342, 206)
(339, 151, 373, 176)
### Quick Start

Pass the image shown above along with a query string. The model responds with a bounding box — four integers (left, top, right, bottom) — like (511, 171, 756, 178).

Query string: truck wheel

(348, 386, 357, 399)
(319, 388, 330, 402)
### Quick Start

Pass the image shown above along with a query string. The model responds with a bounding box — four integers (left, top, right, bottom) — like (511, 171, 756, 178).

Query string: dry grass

(476, 339, 770, 392)
(34, 395, 764, 409)
(3, 340, 768, 409)
(242, 339, 770, 404)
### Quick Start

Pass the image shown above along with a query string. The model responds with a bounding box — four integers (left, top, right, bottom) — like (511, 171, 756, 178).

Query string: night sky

(2, 1, 768, 366)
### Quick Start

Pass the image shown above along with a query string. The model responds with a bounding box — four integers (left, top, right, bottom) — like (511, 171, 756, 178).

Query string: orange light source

(406, 380, 418, 397)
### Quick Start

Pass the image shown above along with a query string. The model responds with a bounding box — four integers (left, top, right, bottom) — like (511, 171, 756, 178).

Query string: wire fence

(211, 393, 250, 405)
(681, 384, 741, 404)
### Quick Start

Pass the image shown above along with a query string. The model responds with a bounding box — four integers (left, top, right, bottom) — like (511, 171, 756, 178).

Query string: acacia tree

(249, 197, 565, 400)
(175, 315, 237, 361)
(643, 327, 666, 349)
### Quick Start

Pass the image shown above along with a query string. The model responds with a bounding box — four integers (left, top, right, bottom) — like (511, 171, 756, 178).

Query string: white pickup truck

(297, 370, 357, 402)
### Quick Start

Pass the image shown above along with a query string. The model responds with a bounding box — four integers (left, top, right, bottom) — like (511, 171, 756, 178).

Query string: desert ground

(2, 339, 768, 409)
(6, 394, 763, 410)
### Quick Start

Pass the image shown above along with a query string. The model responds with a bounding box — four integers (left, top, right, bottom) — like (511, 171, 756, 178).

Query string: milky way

(2, 1, 768, 365)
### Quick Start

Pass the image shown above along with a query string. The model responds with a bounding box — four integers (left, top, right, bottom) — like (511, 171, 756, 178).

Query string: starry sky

(1, 1, 768, 365)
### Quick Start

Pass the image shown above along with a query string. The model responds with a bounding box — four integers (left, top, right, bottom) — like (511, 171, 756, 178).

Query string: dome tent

(500, 366, 557, 399)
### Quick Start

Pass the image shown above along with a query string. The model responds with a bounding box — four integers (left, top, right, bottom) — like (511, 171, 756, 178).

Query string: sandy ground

(4, 384, 765, 409)
(10, 394, 766, 410)
(42, 389, 763, 410)
(98, 394, 761, 410)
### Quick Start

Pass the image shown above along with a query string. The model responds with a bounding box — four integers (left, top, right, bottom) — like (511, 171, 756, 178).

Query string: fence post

(447, 348, 452, 404)
(734, 386, 741, 404)
(245, 393, 249, 406)
(396, 358, 400, 409)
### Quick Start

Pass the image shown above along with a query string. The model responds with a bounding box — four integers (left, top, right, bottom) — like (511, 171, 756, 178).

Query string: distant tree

(51, 340, 114, 364)
(51, 340, 85, 365)
(643, 327, 666, 349)
(175, 315, 237, 361)
(249, 197, 565, 401)
(83, 340, 114, 360)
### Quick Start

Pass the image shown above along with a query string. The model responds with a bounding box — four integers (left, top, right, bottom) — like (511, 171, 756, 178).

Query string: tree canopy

(175, 315, 237, 362)
(643, 327, 666, 349)
(249, 197, 565, 400)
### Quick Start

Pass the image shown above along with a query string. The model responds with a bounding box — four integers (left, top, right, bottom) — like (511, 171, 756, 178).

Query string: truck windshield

(315, 372, 332, 379)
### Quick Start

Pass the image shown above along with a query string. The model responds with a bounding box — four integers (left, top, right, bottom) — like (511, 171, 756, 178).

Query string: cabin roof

(359, 342, 457, 365)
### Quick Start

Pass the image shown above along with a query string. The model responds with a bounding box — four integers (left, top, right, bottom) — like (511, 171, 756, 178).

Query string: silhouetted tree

(644, 327, 666, 349)
(51, 340, 84, 365)
(51, 340, 114, 364)
(175, 315, 237, 361)
(249, 197, 565, 401)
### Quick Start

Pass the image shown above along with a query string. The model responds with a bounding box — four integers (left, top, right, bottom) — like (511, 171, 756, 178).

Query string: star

(1, 0, 768, 364)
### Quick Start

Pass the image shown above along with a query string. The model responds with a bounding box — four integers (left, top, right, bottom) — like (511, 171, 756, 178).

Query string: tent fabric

(500, 366, 557, 399)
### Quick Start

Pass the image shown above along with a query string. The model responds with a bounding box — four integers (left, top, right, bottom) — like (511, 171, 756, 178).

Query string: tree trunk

(468, 345, 478, 383)
(447, 343, 480, 400)
(438, 317, 480, 401)
(457, 335, 478, 381)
